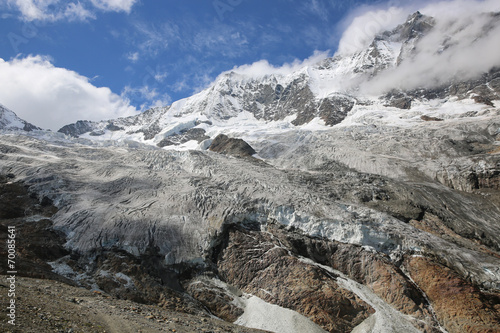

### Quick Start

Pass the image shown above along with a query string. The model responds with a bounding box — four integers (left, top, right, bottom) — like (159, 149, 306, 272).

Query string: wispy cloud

(228, 50, 330, 78)
(336, 5, 409, 55)
(0, 55, 138, 130)
(64, 2, 96, 21)
(121, 84, 171, 111)
(89, 0, 137, 13)
(126, 51, 140, 63)
(191, 26, 249, 58)
(2, 0, 137, 22)
(3, 0, 96, 22)
(301, 0, 329, 21)
(132, 21, 180, 58)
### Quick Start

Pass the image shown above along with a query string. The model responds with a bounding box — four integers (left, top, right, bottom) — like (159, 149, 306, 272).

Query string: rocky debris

(209, 134, 256, 158)
(404, 256, 500, 333)
(0, 277, 269, 333)
(409, 212, 500, 261)
(420, 115, 443, 122)
(157, 128, 210, 148)
(0, 176, 70, 283)
(215, 226, 374, 332)
(435, 157, 500, 194)
(184, 276, 244, 322)
(472, 95, 495, 107)
(106, 123, 125, 132)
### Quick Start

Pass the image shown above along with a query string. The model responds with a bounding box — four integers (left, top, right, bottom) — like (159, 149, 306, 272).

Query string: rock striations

(1, 10, 500, 333)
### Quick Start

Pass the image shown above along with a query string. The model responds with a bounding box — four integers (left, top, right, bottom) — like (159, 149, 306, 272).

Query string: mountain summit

(57, 11, 499, 149)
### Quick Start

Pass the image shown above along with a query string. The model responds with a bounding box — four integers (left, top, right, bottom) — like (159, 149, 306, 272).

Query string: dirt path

(0, 276, 268, 333)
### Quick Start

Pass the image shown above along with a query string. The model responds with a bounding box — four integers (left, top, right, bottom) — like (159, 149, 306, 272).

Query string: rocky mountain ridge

(57, 11, 500, 146)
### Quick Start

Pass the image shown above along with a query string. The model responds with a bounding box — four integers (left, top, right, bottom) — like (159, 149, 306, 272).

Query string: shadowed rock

(209, 134, 256, 158)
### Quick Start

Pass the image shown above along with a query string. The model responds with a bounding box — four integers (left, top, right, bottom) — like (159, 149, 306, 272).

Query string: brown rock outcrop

(404, 256, 500, 333)
(184, 277, 244, 322)
(269, 224, 431, 320)
(216, 227, 374, 332)
(209, 134, 256, 158)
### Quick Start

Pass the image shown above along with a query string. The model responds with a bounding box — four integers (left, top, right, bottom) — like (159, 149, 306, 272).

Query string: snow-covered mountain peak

(54, 9, 500, 151)
(0, 104, 40, 132)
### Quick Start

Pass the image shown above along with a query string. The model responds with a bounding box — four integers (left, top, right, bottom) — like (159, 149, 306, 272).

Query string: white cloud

(89, 0, 137, 13)
(126, 52, 140, 63)
(228, 50, 330, 78)
(64, 2, 95, 21)
(0, 55, 139, 130)
(336, 5, 409, 55)
(121, 85, 172, 111)
(4, 0, 95, 22)
(3, 0, 136, 22)
(358, 0, 500, 94)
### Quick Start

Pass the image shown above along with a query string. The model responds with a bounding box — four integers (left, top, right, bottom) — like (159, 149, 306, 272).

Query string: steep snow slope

(0, 104, 40, 131)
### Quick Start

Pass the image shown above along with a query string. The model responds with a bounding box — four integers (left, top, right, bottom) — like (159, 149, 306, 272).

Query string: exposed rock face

(184, 276, 244, 322)
(0, 175, 69, 283)
(406, 67, 500, 103)
(157, 128, 209, 147)
(276, 229, 427, 318)
(209, 134, 256, 157)
(384, 91, 413, 109)
(215, 226, 374, 332)
(404, 256, 500, 333)
(420, 115, 443, 121)
(58, 120, 97, 137)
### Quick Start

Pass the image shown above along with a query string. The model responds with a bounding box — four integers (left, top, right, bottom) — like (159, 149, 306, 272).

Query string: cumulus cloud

(336, 0, 500, 94)
(0, 55, 139, 130)
(2, 0, 137, 22)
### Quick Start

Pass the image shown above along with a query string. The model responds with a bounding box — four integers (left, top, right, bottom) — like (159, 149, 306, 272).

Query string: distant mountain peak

(0, 104, 41, 132)
(395, 11, 435, 40)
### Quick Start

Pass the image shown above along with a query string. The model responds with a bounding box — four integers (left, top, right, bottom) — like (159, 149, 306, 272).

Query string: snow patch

(235, 295, 327, 333)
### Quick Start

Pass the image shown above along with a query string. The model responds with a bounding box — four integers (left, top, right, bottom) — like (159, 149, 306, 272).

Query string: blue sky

(0, 0, 391, 129)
